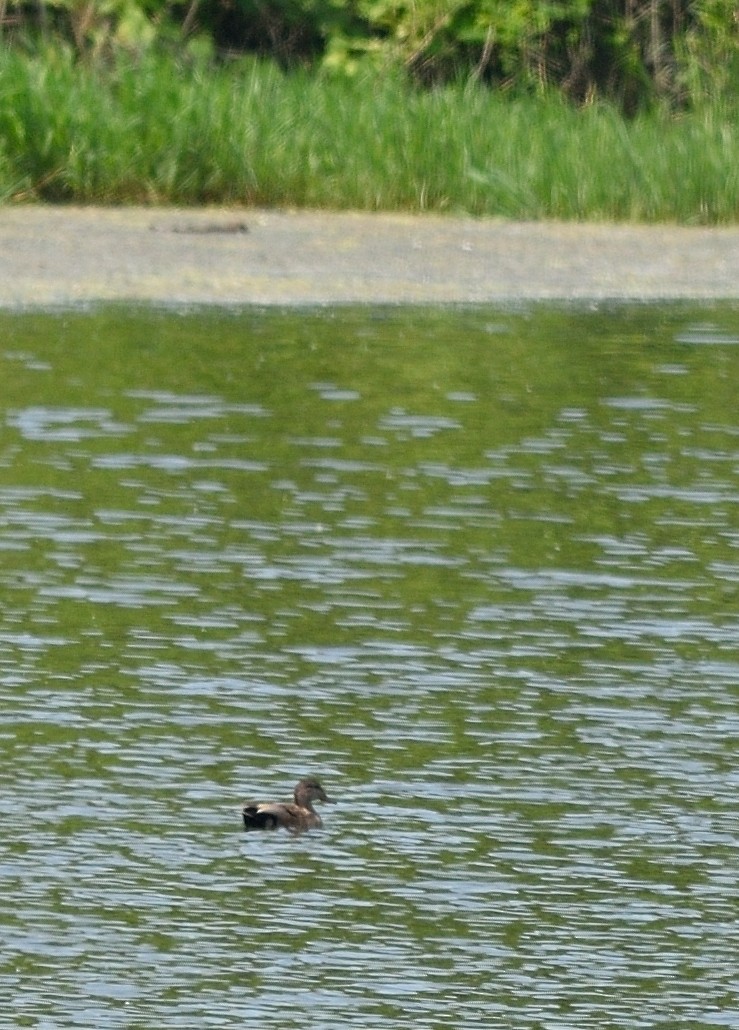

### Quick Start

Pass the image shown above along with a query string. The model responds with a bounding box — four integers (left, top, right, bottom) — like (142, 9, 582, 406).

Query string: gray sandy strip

(0, 206, 736, 307)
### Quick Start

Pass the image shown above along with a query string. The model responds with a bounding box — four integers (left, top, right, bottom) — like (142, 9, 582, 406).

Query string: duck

(242, 777, 334, 834)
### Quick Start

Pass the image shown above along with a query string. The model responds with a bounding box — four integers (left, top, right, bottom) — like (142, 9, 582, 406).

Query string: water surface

(1, 303, 739, 1027)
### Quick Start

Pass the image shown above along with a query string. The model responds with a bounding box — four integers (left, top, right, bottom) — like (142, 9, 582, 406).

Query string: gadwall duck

(242, 777, 334, 834)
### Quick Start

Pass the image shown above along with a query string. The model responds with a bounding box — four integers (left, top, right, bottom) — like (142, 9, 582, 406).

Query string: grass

(0, 46, 736, 223)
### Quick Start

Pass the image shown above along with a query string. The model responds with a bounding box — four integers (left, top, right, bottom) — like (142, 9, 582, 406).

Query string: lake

(2, 302, 739, 1028)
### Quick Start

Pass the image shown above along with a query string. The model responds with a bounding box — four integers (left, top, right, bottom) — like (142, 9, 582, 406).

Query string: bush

(1, 0, 737, 110)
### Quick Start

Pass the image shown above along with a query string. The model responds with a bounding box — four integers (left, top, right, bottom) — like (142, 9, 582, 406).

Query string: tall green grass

(0, 47, 736, 222)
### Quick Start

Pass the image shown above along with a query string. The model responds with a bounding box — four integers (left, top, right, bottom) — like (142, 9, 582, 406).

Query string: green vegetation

(0, 2, 736, 220)
(0, 46, 735, 221)
(3, 1, 738, 110)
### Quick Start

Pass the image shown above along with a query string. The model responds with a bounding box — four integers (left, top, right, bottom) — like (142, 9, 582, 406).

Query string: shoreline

(1, 207, 738, 307)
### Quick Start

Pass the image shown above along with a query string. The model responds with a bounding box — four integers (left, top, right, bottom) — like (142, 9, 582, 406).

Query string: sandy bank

(1, 207, 737, 307)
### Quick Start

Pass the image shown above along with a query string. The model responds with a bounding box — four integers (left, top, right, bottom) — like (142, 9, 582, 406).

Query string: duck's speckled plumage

(242, 777, 334, 834)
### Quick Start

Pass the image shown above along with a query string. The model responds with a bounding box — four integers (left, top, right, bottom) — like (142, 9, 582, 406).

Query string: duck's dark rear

(242, 805, 279, 831)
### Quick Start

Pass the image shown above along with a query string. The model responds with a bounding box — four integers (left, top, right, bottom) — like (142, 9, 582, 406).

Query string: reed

(0, 47, 735, 222)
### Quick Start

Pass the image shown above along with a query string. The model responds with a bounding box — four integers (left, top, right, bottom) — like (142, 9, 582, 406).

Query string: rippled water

(2, 303, 739, 1027)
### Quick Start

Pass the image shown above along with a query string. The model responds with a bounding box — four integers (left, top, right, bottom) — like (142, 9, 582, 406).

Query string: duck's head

(294, 777, 334, 806)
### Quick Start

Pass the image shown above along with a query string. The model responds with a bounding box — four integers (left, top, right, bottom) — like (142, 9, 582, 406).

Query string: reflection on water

(1, 303, 739, 1027)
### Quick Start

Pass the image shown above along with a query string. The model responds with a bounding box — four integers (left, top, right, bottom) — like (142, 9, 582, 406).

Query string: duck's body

(242, 777, 333, 834)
